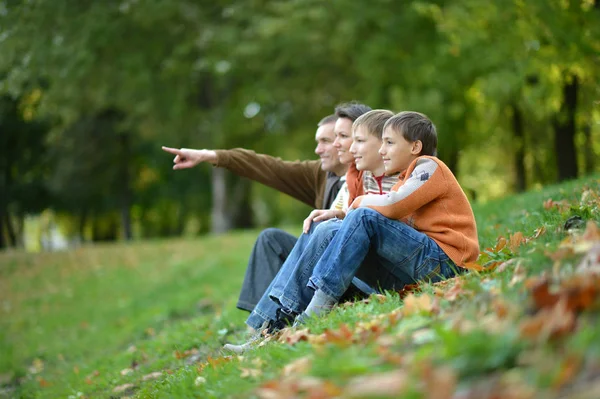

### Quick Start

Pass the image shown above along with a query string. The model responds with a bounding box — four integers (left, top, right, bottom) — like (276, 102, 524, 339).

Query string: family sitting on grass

(162, 102, 479, 354)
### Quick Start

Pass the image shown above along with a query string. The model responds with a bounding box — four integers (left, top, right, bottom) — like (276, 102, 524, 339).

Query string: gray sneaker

(223, 321, 269, 354)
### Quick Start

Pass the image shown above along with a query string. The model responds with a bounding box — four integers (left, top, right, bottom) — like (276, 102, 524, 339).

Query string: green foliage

(0, 0, 599, 239)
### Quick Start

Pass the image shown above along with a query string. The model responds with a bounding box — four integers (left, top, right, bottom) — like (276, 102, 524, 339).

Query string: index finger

(161, 146, 182, 156)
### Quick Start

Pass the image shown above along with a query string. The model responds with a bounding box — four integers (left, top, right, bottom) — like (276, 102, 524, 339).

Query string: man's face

(350, 125, 384, 173)
(333, 117, 354, 165)
(379, 127, 421, 174)
(314, 122, 341, 172)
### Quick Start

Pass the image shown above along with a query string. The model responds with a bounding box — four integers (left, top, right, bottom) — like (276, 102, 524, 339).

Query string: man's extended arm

(162, 146, 326, 208)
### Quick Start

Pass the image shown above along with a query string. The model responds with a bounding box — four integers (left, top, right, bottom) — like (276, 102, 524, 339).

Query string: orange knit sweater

(351, 156, 479, 267)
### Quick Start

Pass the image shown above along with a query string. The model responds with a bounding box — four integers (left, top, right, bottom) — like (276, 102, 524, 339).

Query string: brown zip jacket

(214, 148, 336, 209)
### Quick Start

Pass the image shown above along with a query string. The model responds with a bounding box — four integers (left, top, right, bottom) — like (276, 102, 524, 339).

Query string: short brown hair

(383, 111, 437, 156)
(352, 109, 394, 139)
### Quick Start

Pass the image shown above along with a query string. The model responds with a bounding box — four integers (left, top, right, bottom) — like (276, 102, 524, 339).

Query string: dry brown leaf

(344, 370, 408, 397)
(495, 236, 508, 252)
(509, 232, 526, 252)
(421, 364, 456, 399)
(403, 293, 434, 316)
(277, 328, 312, 345)
(443, 279, 469, 301)
(37, 377, 51, 388)
(576, 243, 600, 275)
(174, 349, 197, 359)
(113, 383, 135, 393)
(520, 299, 576, 340)
(509, 263, 527, 287)
(321, 324, 354, 347)
(141, 371, 162, 381)
(582, 221, 600, 242)
(462, 261, 485, 271)
(282, 356, 312, 377)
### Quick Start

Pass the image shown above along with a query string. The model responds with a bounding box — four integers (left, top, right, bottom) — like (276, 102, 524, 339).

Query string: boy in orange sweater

(301, 111, 479, 319)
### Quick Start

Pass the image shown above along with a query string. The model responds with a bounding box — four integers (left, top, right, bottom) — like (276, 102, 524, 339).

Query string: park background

(0, 0, 599, 248)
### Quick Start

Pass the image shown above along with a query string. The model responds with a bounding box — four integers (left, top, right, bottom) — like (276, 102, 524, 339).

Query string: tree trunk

(119, 133, 133, 240)
(4, 211, 17, 247)
(511, 104, 527, 192)
(0, 207, 5, 250)
(583, 123, 594, 174)
(229, 177, 254, 229)
(211, 168, 231, 233)
(16, 212, 24, 248)
(79, 209, 88, 241)
(553, 73, 579, 181)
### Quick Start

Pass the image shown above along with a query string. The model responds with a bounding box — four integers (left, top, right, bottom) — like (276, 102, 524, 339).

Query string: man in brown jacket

(162, 102, 371, 312)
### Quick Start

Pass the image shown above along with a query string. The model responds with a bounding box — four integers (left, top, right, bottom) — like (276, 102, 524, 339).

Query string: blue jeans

(308, 207, 458, 300)
(246, 219, 375, 330)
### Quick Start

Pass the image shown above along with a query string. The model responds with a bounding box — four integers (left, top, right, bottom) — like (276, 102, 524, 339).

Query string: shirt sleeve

(214, 148, 324, 208)
(354, 158, 448, 220)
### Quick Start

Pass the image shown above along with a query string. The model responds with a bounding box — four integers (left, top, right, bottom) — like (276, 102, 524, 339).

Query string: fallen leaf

(462, 261, 485, 271)
(421, 364, 456, 399)
(582, 221, 600, 242)
(509, 263, 527, 287)
(532, 226, 547, 239)
(396, 283, 422, 298)
(282, 356, 312, 376)
(120, 368, 134, 376)
(344, 370, 408, 397)
(113, 383, 135, 394)
(403, 293, 434, 316)
(443, 279, 469, 301)
(174, 348, 199, 360)
(141, 371, 162, 381)
(37, 377, 51, 388)
(520, 299, 576, 340)
(321, 324, 354, 347)
(494, 236, 508, 253)
(509, 232, 526, 252)
(576, 243, 600, 275)
(277, 328, 312, 345)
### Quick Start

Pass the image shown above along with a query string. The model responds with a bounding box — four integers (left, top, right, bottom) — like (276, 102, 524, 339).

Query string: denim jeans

(236, 228, 297, 312)
(246, 219, 376, 330)
(308, 207, 458, 300)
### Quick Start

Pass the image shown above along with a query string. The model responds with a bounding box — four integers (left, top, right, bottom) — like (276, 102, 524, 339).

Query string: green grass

(2, 175, 600, 398)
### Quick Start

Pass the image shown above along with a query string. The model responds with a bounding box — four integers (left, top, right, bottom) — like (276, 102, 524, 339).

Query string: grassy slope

(2, 175, 600, 398)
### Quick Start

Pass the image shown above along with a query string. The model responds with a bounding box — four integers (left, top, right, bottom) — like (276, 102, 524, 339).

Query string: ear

(411, 140, 423, 155)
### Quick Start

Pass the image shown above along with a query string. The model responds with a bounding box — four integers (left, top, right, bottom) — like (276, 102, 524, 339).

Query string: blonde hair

(352, 109, 394, 139)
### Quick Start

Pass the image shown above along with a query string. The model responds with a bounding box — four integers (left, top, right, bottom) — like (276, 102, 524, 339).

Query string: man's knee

(257, 228, 286, 244)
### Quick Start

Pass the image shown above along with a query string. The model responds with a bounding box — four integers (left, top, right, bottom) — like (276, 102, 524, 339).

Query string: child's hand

(350, 196, 365, 209)
(303, 209, 345, 234)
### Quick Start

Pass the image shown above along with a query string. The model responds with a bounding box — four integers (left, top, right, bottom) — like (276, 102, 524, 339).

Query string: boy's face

(379, 127, 422, 174)
(314, 122, 342, 172)
(350, 125, 384, 173)
(333, 117, 355, 164)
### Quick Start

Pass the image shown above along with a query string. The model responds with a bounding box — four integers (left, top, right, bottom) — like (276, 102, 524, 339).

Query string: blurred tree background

(0, 0, 598, 249)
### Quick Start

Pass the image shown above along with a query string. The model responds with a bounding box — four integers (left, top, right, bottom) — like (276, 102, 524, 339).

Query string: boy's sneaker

(222, 309, 298, 354)
(223, 320, 269, 354)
